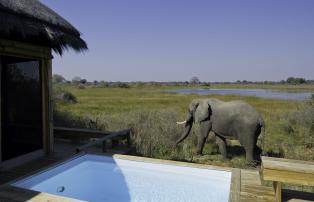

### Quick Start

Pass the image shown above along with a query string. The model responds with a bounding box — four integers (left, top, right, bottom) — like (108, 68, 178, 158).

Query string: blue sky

(41, 0, 314, 82)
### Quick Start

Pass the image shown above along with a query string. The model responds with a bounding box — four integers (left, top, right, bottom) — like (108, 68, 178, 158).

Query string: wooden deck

(261, 156, 314, 202)
(0, 139, 313, 202)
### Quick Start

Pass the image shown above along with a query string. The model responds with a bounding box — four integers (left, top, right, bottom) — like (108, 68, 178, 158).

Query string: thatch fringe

(0, 0, 87, 55)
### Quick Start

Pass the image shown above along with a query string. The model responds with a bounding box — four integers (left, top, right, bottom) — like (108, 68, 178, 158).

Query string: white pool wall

(13, 154, 232, 202)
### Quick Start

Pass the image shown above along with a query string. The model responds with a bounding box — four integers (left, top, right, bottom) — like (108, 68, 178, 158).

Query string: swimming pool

(13, 154, 232, 202)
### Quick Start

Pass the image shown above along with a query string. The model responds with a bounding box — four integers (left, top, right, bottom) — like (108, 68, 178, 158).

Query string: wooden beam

(41, 57, 53, 155)
(75, 129, 132, 153)
(47, 59, 53, 154)
(42, 58, 48, 155)
(273, 181, 282, 202)
(54, 127, 132, 140)
(229, 168, 241, 202)
(262, 168, 314, 186)
(0, 39, 51, 59)
(0, 57, 2, 163)
(261, 156, 314, 186)
(262, 156, 314, 174)
(54, 127, 108, 139)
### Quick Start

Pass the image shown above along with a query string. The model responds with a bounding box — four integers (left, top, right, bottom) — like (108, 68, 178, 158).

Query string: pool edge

(112, 154, 233, 172)
(2, 153, 239, 202)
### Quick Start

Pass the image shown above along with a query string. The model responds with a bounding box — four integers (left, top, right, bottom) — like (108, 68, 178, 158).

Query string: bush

(76, 84, 86, 89)
(52, 74, 66, 83)
(53, 87, 78, 104)
(61, 92, 77, 103)
(53, 109, 199, 161)
(54, 110, 102, 129)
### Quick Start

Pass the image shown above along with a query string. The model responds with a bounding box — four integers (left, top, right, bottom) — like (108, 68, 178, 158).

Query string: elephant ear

(194, 101, 212, 123)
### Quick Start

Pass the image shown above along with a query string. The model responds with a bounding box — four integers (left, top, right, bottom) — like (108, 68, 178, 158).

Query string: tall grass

(53, 84, 314, 168)
(265, 103, 314, 161)
(54, 108, 199, 161)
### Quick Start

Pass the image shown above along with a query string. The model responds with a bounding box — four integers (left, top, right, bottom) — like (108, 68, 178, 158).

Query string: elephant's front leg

(215, 135, 227, 159)
(196, 120, 211, 155)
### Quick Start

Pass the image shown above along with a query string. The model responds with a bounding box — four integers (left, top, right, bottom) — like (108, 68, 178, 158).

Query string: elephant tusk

(176, 120, 187, 125)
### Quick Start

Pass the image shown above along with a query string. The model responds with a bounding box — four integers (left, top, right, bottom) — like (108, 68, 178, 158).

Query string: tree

(72, 76, 82, 84)
(72, 76, 87, 84)
(80, 79, 87, 84)
(52, 74, 65, 83)
(286, 77, 306, 84)
(190, 76, 201, 84)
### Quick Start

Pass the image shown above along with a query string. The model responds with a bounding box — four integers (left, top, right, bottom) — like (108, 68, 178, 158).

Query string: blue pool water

(13, 154, 231, 202)
(165, 88, 313, 101)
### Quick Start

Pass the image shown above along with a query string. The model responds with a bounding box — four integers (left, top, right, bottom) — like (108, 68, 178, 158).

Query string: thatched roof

(0, 0, 87, 55)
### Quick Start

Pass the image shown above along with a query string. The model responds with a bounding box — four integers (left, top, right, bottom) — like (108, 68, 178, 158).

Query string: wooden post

(47, 58, 53, 154)
(229, 169, 241, 202)
(0, 56, 2, 164)
(126, 132, 131, 147)
(111, 139, 119, 148)
(102, 140, 107, 152)
(273, 181, 282, 202)
(42, 57, 53, 155)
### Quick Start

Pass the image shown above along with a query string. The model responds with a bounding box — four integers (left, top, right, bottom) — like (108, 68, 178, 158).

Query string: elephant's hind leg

(215, 135, 227, 159)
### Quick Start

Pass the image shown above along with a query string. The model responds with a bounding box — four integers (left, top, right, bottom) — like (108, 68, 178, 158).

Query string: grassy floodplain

(54, 84, 314, 171)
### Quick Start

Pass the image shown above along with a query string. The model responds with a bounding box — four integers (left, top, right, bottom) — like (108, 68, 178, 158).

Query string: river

(165, 88, 313, 101)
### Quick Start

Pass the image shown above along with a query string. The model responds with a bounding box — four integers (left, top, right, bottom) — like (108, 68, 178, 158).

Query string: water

(165, 88, 313, 101)
(13, 154, 231, 202)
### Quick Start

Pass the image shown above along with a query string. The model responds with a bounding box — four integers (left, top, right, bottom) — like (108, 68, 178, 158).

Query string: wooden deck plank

(262, 156, 314, 166)
(240, 169, 276, 202)
(229, 168, 241, 202)
(262, 168, 314, 186)
(261, 156, 314, 188)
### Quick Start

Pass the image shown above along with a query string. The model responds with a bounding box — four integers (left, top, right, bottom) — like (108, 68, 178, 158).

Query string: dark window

(1, 56, 43, 161)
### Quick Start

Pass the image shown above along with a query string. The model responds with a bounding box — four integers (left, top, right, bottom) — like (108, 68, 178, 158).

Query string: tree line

(52, 74, 313, 87)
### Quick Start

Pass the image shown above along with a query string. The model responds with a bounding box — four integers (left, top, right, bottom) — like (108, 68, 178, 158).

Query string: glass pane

(1, 56, 43, 161)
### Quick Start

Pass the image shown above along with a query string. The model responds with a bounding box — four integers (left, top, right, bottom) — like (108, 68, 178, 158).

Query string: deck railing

(260, 156, 314, 202)
(54, 127, 132, 153)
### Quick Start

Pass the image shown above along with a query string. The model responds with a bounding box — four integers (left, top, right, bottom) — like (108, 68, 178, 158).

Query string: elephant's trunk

(175, 113, 193, 145)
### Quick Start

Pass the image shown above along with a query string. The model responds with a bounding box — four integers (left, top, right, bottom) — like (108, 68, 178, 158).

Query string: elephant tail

(258, 117, 265, 128)
(258, 117, 267, 156)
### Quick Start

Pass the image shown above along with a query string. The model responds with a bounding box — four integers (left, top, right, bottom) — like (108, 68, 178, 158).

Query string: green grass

(54, 84, 314, 168)
(56, 85, 298, 117)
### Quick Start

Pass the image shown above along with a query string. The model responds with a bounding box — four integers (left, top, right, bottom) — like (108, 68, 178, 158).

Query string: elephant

(175, 98, 264, 162)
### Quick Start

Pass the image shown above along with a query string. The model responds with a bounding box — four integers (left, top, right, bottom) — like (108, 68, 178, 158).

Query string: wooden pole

(273, 181, 282, 202)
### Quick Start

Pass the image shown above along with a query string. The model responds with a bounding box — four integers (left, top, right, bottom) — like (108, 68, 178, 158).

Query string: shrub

(61, 92, 77, 103)
(54, 110, 103, 129)
(53, 86, 78, 104)
(76, 84, 86, 89)
(53, 109, 199, 161)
